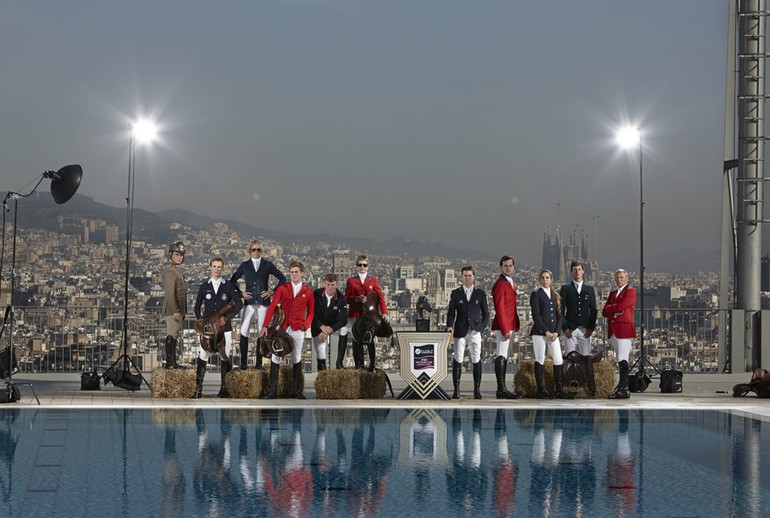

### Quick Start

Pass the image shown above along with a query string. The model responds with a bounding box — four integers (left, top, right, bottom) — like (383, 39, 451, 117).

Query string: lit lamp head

(132, 119, 157, 144)
(616, 126, 641, 149)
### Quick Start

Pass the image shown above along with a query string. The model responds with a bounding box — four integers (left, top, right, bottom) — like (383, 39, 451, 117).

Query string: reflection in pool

(0, 408, 767, 517)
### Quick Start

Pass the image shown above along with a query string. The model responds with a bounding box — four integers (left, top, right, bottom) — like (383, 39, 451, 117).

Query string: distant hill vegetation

(15, 193, 492, 260)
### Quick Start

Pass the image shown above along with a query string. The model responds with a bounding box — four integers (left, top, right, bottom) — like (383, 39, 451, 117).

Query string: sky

(0, 1, 734, 273)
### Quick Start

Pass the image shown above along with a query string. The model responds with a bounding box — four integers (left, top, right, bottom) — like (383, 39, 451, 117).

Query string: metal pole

(736, 0, 765, 371)
(639, 136, 645, 371)
(719, 0, 738, 373)
(7, 200, 18, 383)
(122, 126, 135, 363)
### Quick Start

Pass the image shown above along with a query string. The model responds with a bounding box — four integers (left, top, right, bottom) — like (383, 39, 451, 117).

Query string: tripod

(103, 126, 151, 393)
(629, 325, 660, 376)
(1, 167, 81, 403)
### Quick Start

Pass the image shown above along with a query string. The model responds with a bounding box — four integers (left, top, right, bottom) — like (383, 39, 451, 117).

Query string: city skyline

(0, 1, 736, 273)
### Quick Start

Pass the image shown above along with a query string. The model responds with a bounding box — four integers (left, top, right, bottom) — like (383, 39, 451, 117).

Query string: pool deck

(4, 371, 769, 420)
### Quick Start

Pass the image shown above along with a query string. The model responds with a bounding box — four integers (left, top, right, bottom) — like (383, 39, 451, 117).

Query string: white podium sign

(397, 332, 451, 400)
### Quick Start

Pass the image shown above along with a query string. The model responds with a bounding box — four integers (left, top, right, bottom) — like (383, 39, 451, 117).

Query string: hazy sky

(1, 1, 732, 272)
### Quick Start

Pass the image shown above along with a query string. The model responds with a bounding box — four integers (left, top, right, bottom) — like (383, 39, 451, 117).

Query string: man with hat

(162, 240, 188, 369)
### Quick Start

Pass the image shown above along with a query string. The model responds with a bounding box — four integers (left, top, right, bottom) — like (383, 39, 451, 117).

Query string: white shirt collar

(209, 277, 223, 292)
(540, 286, 551, 299)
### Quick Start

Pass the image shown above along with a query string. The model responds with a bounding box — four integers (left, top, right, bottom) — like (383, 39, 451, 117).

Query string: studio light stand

(104, 124, 152, 392)
(617, 127, 659, 377)
(1, 165, 82, 404)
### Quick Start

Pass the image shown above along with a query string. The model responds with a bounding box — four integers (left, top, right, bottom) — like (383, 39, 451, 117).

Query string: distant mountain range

(13, 193, 493, 260)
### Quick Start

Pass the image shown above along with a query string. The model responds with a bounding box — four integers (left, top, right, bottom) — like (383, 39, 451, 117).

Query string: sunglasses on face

(250, 248, 262, 252)
(357, 263, 368, 267)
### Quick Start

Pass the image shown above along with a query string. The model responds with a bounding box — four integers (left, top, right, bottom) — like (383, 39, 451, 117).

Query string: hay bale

(277, 364, 305, 398)
(592, 361, 616, 399)
(226, 368, 268, 399)
(513, 360, 615, 399)
(151, 367, 197, 398)
(315, 369, 386, 399)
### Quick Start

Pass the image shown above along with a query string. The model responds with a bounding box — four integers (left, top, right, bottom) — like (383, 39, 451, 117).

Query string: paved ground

(4, 370, 769, 420)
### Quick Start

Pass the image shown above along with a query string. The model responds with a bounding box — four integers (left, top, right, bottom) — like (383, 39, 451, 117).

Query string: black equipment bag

(0, 347, 17, 378)
(628, 370, 652, 393)
(0, 382, 21, 403)
(80, 371, 102, 391)
(660, 369, 683, 393)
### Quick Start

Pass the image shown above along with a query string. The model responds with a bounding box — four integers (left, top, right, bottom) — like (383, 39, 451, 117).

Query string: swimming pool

(0, 408, 767, 517)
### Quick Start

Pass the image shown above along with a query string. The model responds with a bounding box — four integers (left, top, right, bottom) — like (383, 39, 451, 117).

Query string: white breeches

(311, 327, 345, 360)
(494, 330, 512, 358)
(453, 330, 482, 363)
(532, 335, 563, 366)
(563, 327, 592, 355)
(240, 304, 268, 337)
(611, 336, 633, 363)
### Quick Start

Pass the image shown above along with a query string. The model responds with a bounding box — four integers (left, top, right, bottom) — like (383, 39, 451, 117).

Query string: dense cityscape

(0, 206, 726, 376)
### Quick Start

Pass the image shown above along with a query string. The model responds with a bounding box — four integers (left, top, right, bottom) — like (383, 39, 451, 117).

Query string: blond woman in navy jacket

(529, 269, 569, 399)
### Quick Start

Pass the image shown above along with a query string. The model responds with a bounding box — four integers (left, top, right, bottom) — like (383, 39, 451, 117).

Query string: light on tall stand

(1, 165, 82, 403)
(103, 121, 157, 391)
(616, 126, 656, 375)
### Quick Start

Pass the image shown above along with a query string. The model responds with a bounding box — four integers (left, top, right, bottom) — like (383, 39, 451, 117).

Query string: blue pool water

(0, 407, 767, 517)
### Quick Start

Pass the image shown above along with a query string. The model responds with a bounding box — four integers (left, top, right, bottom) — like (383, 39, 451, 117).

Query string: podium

(396, 332, 451, 400)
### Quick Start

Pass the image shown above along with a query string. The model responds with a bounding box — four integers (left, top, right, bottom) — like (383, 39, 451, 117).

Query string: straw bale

(315, 369, 386, 399)
(151, 368, 196, 398)
(277, 364, 304, 397)
(226, 369, 268, 399)
(513, 360, 615, 399)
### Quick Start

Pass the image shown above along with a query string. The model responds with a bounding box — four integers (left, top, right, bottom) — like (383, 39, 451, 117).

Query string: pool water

(0, 408, 767, 517)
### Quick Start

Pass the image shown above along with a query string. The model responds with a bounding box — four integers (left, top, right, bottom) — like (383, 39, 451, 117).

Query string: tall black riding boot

(352, 340, 364, 369)
(165, 335, 184, 369)
(292, 362, 306, 399)
(217, 360, 232, 398)
(534, 361, 551, 399)
(239, 334, 249, 369)
(317, 359, 327, 371)
(494, 356, 518, 399)
(554, 364, 571, 399)
(472, 361, 482, 399)
(194, 358, 206, 398)
(336, 334, 348, 369)
(452, 360, 462, 399)
(366, 340, 376, 372)
(609, 360, 630, 399)
(262, 361, 279, 399)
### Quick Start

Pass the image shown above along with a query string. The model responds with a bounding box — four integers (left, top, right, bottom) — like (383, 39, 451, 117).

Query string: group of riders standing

(162, 240, 636, 401)
(162, 240, 390, 399)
